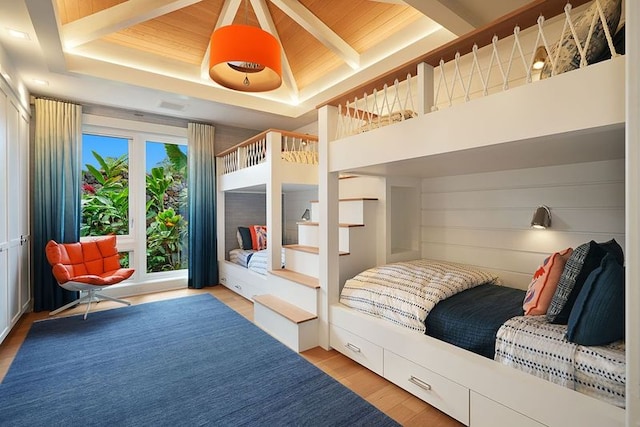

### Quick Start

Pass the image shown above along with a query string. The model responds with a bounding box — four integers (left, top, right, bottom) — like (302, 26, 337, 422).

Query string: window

(81, 115, 188, 288)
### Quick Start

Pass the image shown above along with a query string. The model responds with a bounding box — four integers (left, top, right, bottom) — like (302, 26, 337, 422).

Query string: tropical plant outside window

(145, 141, 188, 272)
(81, 133, 188, 274)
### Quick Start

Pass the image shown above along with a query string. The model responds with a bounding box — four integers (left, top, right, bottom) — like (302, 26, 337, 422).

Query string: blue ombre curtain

(187, 122, 218, 288)
(32, 98, 82, 311)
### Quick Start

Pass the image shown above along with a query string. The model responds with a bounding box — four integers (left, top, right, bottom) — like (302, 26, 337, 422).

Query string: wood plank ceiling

(55, 0, 424, 94)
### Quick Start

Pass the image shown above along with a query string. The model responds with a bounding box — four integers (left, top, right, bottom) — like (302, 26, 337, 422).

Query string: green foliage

(146, 208, 187, 272)
(164, 144, 187, 176)
(81, 151, 129, 237)
(81, 144, 189, 274)
(146, 166, 173, 215)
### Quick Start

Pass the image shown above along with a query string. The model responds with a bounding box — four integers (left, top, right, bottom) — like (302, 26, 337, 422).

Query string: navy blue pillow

(547, 239, 624, 325)
(566, 253, 625, 346)
(237, 227, 253, 250)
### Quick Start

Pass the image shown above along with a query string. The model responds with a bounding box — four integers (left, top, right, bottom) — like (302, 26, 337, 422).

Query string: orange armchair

(45, 235, 134, 319)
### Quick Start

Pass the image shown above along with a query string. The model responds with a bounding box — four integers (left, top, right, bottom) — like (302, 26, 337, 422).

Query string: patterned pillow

(250, 225, 267, 250)
(540, 0, 622, 79)
(546, 240, 622, 324)
(523, 248, 573, 316)
(566, 253, 625, 345)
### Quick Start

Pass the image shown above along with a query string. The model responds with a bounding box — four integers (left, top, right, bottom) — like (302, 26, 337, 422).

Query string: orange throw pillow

(249, 225, 267, 250)
(523, 248, 573, 316)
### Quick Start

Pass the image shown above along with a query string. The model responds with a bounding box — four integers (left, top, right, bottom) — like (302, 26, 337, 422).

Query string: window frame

(81, 114, 189, 290)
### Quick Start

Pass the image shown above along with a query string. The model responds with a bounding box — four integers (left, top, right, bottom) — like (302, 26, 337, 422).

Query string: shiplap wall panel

(422, 183, 624, 210)
(420, 158, 625, 191)
(421, 159, 625, 289)
(421, 208, 625, 234)
(421, 227, 625, 256)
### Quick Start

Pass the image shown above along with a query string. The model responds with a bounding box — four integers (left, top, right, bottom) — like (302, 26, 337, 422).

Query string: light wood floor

(0, 286, 463, 427)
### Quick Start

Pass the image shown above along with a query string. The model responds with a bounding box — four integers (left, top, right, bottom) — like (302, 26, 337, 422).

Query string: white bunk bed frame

(314, 1, 638, 426)
(216, 129, 319, 313)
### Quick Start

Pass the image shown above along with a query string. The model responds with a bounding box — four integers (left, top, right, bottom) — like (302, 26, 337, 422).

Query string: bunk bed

(216, 129, 318, 301)
(318, 1, 630, 426)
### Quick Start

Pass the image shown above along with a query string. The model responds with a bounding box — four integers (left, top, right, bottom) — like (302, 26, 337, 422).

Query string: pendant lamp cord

(243, 0, 250, 86)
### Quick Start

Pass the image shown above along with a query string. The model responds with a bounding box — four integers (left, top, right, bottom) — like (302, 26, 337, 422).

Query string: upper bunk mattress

(425, 284, 525, 359)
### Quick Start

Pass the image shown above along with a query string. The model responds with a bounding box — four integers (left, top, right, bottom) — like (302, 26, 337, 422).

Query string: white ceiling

(0, 0, 530, 131)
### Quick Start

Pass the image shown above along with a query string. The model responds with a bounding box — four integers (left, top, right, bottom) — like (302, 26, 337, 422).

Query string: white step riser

(297, 224, 351, 253)
(254, 304, 318, 352)
(284, 248, 319, 278)
(311, 200, 375, 225)
(297, 224, 318, 247)
(267, 275, 318, 314)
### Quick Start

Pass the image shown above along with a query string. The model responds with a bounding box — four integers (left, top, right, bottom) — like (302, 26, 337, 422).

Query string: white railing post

(266, 131, 282, 273)
(237, 146, 246, 170)
(417, 62, 434, 115)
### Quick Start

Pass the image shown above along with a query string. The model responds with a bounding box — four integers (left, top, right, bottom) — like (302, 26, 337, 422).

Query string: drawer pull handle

(346, 343, 361, 353)
(409, 376, 432, 391)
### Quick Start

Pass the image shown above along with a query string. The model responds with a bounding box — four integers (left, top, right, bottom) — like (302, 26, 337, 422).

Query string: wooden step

(269, 269, 320, 289)
(297, 221, 364, 228)
(253, 294, 319, 352)
(309, 197, 378, 203)
(253, 295, 317, 324)
(284, 244, 349, 256)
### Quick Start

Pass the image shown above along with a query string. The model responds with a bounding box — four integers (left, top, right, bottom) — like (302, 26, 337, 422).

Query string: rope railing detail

(336, 74, 417, 139)
(335, 0, 621, 138)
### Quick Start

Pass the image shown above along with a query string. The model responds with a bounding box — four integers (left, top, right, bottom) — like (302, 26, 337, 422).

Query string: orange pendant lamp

(209, 24, 282, 92)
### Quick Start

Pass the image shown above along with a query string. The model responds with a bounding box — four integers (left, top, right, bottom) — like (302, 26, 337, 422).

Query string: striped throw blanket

(340, 259, 498, 332)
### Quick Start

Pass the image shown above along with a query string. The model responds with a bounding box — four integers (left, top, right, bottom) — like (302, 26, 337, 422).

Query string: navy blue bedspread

(425, 284, 525, 359)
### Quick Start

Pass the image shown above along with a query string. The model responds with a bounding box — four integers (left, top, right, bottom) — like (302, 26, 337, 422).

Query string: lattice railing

(336, 76, 418, 139)
(335, 0, 622, 139)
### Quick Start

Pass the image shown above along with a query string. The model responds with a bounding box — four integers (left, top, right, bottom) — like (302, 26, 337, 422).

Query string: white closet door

(0, 86, 8, 341)
(6, 98, 21, 324)
(18, 111, 29, 311)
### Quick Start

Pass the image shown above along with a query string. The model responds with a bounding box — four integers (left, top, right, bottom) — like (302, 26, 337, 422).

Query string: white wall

(420, 158, 625, 289)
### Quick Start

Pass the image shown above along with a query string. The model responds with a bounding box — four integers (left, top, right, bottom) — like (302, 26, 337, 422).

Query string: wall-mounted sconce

(532, 45, 548, 70)
(531, 205, 551, 229)
(301, 208, 311, 221)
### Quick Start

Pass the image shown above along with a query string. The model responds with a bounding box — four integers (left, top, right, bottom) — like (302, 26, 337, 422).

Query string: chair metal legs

(49, 289, 131, 320)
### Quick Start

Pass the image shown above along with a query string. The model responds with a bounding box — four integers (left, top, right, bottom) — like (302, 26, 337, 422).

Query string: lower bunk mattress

(228, 248, 285, 276)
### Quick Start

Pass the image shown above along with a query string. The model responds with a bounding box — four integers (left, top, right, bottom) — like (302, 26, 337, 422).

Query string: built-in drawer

(219, 267, 258, 301)
(384, 350, 469, 425)
(330, 324, 383, 376)
(470, 391, 544, 427)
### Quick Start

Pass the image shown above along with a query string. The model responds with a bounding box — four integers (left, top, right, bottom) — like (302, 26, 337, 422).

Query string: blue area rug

(0, 294, 397, 426)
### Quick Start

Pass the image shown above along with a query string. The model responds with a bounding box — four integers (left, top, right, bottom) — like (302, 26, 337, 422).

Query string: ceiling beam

(62, 0, 203, 49)
(250, 0, 298, 100)
(25, 0, 67, 72)
(215, 0, 242, 27)
(402, 0, 475, 36)
(200, 0, 243, 83)
(269, 0, 360, 69)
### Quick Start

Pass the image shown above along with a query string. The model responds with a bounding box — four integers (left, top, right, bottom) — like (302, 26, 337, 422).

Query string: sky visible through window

(82, 134, 187, 172)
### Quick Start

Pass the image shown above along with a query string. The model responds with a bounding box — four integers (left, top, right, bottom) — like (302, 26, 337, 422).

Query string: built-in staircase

(253, 193, 378, 352)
